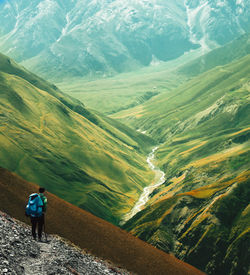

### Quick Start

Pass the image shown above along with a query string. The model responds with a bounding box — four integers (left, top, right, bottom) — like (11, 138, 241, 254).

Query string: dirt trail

(0, 211, 129, 275)
(21, 237, 57, 275)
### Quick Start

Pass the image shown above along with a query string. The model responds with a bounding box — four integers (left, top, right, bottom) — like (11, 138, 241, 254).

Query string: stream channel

(120, 146, 166, 225)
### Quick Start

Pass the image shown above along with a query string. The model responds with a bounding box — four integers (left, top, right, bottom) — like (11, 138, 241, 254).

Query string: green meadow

(56, 48, 205, 115)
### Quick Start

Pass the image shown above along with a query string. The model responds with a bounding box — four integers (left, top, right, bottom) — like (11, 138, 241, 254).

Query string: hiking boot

(38, 237, 43, 242)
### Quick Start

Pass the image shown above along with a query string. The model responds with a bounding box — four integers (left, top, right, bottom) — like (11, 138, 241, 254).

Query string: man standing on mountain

(25, 187, 47, 241)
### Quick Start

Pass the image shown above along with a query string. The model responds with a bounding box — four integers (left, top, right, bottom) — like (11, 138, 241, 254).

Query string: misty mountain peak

(0, 0, 249, 79)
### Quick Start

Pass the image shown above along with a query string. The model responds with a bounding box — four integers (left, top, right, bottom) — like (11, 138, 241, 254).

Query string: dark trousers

(30, 215, 44, 239)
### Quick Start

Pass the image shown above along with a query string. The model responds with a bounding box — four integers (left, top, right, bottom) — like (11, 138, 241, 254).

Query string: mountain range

(0, 1, 249, 274)
(0, 0, 249, 80)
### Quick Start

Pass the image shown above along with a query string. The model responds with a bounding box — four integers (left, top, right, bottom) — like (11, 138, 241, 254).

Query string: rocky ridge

(0, 211, 129, 275)
(0, 0, 249, 79)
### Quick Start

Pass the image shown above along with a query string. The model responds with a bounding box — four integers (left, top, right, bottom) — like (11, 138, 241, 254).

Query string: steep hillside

(124, 172, 250, 275)
(178, 33, 250, 77)
(0, 0, 249, 79)
(118, 55, 250, 274)
(113, 54, 250, 140)
(0, 52, 155, 224)
(0, 167, 205, 275)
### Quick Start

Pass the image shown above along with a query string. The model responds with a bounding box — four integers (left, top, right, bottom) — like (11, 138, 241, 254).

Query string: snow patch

(216, 1, 226, 7)
(184, 0, 213, 51)
(57, 13, 71, 42)
(236, 0, 244, 5)
(150, 55, 161, 66)
(236, 0, 245, 14)
(37, 0, 58, 17)
(3, 2, 11, 10)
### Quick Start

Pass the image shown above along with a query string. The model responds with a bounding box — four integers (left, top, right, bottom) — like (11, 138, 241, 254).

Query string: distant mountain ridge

(0, 0, 249, 80)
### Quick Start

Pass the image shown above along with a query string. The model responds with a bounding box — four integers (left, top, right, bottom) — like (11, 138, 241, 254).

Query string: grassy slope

(57, 34, 250, 116)
(0, 52, 155, 224)
(113, 54, 250, 140)
(0, 167, 205, 275)
(124, 172, 250, 275)
(57, 69, 183, 115)
(0, 53, 82, 110)
(178, 33, 250, 77)
(55, 48, 205, 114)
(120, 55, 250, 274)
(111, 33, 250, 126)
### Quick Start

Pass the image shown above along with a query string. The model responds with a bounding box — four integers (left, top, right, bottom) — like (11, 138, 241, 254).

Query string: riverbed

(120, 146, 165, 225)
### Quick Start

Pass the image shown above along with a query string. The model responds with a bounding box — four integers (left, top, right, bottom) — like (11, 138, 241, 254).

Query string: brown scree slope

(0, 167, 205, 275)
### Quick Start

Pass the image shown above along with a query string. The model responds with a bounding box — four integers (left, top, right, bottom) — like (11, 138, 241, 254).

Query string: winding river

(120, 146, 166, 225)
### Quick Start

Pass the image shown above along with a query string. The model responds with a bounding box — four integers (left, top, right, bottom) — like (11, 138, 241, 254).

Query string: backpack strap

(39, 194, 47, 212)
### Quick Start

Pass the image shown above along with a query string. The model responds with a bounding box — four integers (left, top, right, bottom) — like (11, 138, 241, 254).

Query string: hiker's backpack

(25, 193, 43, 217)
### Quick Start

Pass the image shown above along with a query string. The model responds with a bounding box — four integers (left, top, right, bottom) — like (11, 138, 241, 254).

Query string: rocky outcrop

(0, 211, 128, 275)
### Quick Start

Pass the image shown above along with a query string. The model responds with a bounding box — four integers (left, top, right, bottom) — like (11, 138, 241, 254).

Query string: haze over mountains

(0, 0, 249, 79)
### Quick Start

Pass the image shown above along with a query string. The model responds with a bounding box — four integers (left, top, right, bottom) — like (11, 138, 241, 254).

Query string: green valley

(0, 24, 249, 275)
(52, 35, 250, 274)
(56, 49, 204, 115)
(57, 34, 250, 116)
(0, 52, 155, 225)
(0, 2, 249, 275)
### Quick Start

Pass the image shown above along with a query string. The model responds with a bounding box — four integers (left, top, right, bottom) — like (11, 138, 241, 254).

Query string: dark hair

(39, 187, 46, 193)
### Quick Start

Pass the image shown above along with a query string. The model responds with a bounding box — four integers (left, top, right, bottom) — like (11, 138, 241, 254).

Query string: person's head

(39, 187, 46, 193)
